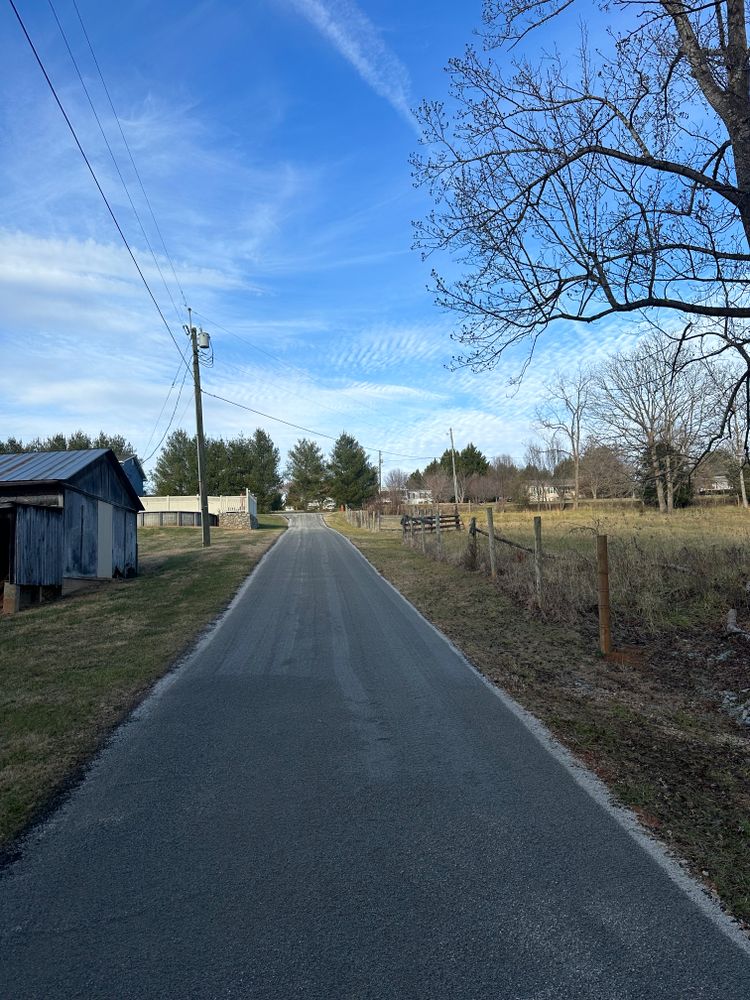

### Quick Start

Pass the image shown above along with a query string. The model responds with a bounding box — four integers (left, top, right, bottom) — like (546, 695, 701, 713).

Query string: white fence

(139, 490, 257, 519)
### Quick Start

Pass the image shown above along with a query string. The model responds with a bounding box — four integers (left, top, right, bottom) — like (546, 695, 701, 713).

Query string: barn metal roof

(0, 449, 112, 483)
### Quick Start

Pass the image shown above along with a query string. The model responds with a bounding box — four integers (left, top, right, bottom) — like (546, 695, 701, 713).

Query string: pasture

(392, 505, 750, 639)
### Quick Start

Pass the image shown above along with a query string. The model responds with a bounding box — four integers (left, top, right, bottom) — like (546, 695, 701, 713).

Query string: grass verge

(0, 517, 285, 852)
(327, 512, 750, 930)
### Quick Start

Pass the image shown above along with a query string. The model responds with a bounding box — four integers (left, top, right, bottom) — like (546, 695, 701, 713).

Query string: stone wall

(218, 511, 257, 530)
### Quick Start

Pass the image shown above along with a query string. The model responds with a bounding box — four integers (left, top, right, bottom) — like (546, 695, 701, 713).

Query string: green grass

(0, 517, 286, 849)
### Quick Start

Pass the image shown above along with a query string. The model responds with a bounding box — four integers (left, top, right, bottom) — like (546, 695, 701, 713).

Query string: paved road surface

(2, 514, 749, 998)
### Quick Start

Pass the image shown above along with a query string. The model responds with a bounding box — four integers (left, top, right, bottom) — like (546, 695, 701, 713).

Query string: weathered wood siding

(69, 460, 135, 510)
(112, 507, 138, 577)
(14, 505, 64, 586)
(63, 490, 98, 577)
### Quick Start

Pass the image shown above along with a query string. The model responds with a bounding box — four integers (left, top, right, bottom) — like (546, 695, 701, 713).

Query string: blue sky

(1, 0, 638, 481)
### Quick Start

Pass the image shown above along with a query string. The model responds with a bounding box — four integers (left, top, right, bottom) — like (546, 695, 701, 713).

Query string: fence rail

(352, 505, 614, 655)
(401, 512, 463, 536)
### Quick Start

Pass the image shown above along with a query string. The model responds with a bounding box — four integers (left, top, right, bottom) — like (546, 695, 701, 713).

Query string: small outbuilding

(120, 455, 147, 496)
(0, 449, 144, 613)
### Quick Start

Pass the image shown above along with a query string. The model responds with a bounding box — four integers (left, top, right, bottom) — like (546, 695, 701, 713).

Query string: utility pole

(449, 427, 460, 515)
(185, 307, 211, 547)
(378, 450, 383, 495)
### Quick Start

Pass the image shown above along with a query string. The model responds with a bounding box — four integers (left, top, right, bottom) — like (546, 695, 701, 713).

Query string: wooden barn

(0, 450, 144, 613)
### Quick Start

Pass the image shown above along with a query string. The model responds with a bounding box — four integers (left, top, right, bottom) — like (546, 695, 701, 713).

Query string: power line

(141, 388, 193, 472)
(142, 365, 191, 463)
(8, 0, 190, 372)
(215, 354, 389, 427)
(191, 309, 387, 422)
(46, 0, 184, 327)
(193, 311, 330, 389)
(141, 361, 186, 457)
(201, 389, 437, 461)
(70, 0, 189, 312)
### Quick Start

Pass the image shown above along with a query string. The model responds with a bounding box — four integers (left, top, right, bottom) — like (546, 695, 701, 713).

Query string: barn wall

(69, 456, 135, 510)
(64, 490, 98, 577)
(125, 512, 137, 575)
(97, 501, 113, 578)
(14, 506, 64, 586)
(111, 507, 137, 576)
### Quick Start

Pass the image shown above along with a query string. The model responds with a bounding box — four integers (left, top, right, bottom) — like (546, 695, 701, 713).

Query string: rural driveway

(1, 513, 749, 998)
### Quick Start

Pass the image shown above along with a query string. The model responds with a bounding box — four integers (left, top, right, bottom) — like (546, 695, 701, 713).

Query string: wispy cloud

(286, 0, 418, 132)
(329, 322, 450, 373)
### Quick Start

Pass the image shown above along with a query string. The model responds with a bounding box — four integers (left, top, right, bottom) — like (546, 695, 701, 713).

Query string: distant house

(0, 450, 144, 613)
(699, 474, 732, 494)
(527, 483, 559, 503)
(527, 480, 577, 503)
(403, 488, 433, 505)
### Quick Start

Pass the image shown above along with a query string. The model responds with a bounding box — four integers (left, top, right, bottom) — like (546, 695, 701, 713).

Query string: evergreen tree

(328, 433, 377, 507)
(285, 438, 328, 509)
(0, 437, 25, 454)
(0, 431, 136, 458)
(91, 432, 137, 458)
(224, 435, 255, 493)
(458, 443, 489, 476)
(152, 430, 198, 494)
(67, 430, 93, 450)
(152, 428, 281, 505)
(247, 429, 283, 512)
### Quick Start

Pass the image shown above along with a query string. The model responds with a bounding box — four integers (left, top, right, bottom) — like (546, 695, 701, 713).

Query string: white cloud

(287, 0, 418, 132)
(328, 321, 450, 373)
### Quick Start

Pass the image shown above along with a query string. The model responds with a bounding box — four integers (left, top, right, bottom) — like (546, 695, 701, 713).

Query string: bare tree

(523, 441, 559, 508)
(488, 454, 519, 505)
(728, 412, 750, 508)
(423, 469, 452, 503)
(593, 334, 721, 512)
(705, 363, 750, 505)
(579, 439, 634, 500)
(412, 0, 750, 425)
(384, 468, 408, 507)
(535, 366, 593, 509)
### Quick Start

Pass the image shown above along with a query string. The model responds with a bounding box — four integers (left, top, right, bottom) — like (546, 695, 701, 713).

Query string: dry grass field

(329, 507, 750, 929)
(405, 505, 750, 638)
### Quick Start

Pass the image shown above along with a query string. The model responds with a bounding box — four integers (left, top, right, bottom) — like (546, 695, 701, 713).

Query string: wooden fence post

(421, 518, 426, 553)
(533, 515, 543, 608)
(597, 533, 613, 655)
(435, 505, 442, 558)
(468, 516, 478, 570)
(486, 507, 497, 579)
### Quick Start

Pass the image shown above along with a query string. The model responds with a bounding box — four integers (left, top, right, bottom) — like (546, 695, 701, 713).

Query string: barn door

(97, 501, 113, 578)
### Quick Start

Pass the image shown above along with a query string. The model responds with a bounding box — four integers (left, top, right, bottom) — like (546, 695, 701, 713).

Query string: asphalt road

(2, 513, 749, 999)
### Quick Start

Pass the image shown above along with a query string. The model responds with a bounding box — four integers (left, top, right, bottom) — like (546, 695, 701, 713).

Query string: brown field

(389, 505, 750, 637)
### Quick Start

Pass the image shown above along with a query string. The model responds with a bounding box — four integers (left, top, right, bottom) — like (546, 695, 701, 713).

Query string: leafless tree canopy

(412, 0, 750, 375)
(535, 366, 594, 506)
(592, 333, 723, 510)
